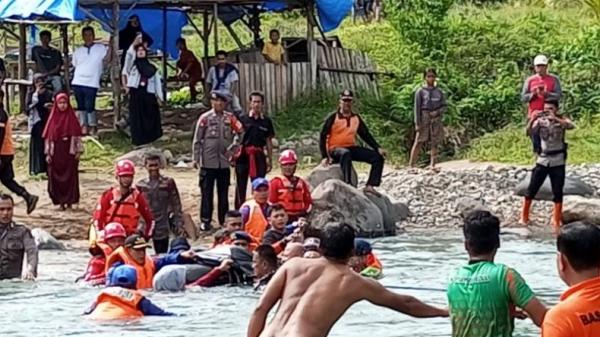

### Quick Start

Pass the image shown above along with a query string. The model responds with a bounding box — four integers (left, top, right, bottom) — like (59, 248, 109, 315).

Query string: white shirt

(71, 43, 108, 88)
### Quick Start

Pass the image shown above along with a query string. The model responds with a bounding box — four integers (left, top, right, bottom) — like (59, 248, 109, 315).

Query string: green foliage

(167, 87, 193, 107)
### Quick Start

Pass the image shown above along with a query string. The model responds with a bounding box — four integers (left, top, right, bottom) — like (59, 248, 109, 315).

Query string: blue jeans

(73, 85, 98, 127)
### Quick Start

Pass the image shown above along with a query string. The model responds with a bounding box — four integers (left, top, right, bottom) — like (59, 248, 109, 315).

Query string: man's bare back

(248, 257, 447, 337)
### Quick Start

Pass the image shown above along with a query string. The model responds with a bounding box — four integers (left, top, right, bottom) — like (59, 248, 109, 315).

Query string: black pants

(0, 155, 27, 198)
(235, 152, 267, 209)
(153, 237, 169, 255)
(526, 164, 565, 203)
(200, 168, 230, 226)
(330, 146, 384, 186)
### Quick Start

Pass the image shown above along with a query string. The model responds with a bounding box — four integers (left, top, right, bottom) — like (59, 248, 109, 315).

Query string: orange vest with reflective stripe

(274, 176, 309, 216)
(105, 247, 155, 289)
(106, 188, 142, 236)
(0, 118, 15, 155)
(327, 114, 358, 151)
(242, 199, 269, 242)
(88, 287, 144, 320)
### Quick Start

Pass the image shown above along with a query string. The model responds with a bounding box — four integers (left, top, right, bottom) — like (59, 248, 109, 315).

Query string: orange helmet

(279, 149, 298, 165)
(115, 159, 135, 177)
(103, 222, 127, 240)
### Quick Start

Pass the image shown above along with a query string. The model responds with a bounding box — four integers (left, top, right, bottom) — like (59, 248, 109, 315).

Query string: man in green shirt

(447, 210, 547, 337)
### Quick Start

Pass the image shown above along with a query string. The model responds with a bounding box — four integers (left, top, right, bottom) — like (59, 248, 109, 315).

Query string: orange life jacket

(105, 188, 142, 236)
(0, 118, 14, 156)
(242, 199, 269, 243)
(83, 242, 114, 285)
(327, 113, 359, 151)
(105, 247, 155, 289)
(366, 252, 382, 270)
(273, 175, 309, 216)
(88, 286, 144, 320)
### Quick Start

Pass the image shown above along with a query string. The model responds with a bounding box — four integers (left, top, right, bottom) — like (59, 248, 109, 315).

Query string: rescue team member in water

(0, 194, 38, 280)
(106, 234, 196, 289)
(240, 178, 270, 245)
(247, 222, 447, 337)
(85, 264, 173, 319)
(211, 210, 243, 247)
(349, 239, 382, 279)
(93, 159, 155, 239)
(261, 204, 304, 254)
(447, 210, 547, 337)
(268, 150, 312, 222)
(82, 222, 127, 285)
(542, 222, 600, 337)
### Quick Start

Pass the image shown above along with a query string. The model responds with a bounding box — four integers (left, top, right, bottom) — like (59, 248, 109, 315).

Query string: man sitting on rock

(268, 150, 312, 222)
(319, 90, 386, 195)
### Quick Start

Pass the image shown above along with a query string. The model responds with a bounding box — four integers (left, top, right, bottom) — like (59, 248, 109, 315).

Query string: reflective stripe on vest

(106, 188, 141, 236)
(242, 199, 269, 241)
(275, 176, 307, 215)
(105, 246, 155, 290)
(88, 287, 144, 320)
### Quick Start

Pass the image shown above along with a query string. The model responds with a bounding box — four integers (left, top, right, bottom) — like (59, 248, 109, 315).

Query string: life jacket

(83, 242, 114, 285)
(88, 286, 144, 320)
(361, 253, 383, 279)
(327, 113, 359, 151)
(105, 247, 155, 289)
(242, 199, 269, 243)
(106, 188, 142, 236)
(366, 252, 382, 270)
(274, 175, 309, 216)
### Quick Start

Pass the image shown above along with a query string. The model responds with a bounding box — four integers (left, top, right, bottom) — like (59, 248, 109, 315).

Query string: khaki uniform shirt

(0, 222, 38, 280)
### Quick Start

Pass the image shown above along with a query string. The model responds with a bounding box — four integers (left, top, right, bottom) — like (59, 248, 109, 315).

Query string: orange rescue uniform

(268, 175, 312, 219)
(241, 199, 269, 244)
(327, 113, 359, 151)
(0, 117, 14, 155)
(93, 187, 155, 238)
(88, 287, 144, 320)
(105, 247, 155, 289)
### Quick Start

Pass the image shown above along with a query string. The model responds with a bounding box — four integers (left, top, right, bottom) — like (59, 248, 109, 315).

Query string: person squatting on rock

(409, 68, 447, 169)
(0, 194, 38, 280)
(235, 91, 275, 209)
(519, 99, 575, 231)
(192, 90, 244, 231)
(136, 154, 185, 254)
(319, 89, 386, 195)
(0, 90, 39, 214)
(268, 149, 312, 222)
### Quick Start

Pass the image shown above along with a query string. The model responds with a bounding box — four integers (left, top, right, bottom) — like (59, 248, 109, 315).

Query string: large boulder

(309, 180, 390, 237)
(365, 193, 409, 231)
(115, 147, 167, 167)
(455, 197, 490, 218)
(31, 228, 65, 250)
(514, 173, 594, 201)
(562, 196, 600, 225)
(306, 164, 358, 188)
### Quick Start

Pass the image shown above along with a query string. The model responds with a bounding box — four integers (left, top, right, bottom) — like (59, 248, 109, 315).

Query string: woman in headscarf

(125, 45, 163, 146)
(43, 93, 83, 210)
(26, 74, 53, 175)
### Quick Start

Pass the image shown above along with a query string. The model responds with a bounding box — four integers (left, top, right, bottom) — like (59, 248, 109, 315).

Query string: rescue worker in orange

(240, 177, 270, 244)
(350, 239, 383, 279)
(105, 234, 196, 289)
(268, 150, 312, 222)
(82, 222, 127, 285)
(85, 264, 173, 319)
(93, 159, 155, 239)
(319, 90, 386, 195)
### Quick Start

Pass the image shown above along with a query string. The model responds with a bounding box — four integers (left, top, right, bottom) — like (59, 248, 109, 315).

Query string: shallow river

(0, 232, 564, 337)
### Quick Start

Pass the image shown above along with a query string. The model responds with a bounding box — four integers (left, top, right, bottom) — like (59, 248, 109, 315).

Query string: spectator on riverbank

(262, 29, 285, 65)
(72, 26, 112, 136)
(206, 51, 242, 114)
(542, 222, 600, 337)
(448, 210, 547, 337)
(43, 93, 83, 211)
(521, 55, 562, 120)
(119, 15, 153, 69)
(409, 68, 447, 169)
(26, 74, 53, 176)
(176, 38, 203, 102)
(31, 30, 63, 94)
(0, 57, 5, 85)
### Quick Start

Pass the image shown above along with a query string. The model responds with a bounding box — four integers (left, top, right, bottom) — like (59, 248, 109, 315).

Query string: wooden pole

(306, 1, 317, 90)
(225, 23, 244, 50)
(18, 23, 26, 112)
(213, 3, 219, 54)
(60, 24, 71, 94)
(202, 9, 210, 101)
(162, 6, 168, 101)
(111, 0, 121, 127)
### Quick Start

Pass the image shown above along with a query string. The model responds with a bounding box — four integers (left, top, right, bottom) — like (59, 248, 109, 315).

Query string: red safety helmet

(279, 149, 298, 165)
(115, 159, 135, 177)
(103, 222, 127, 240)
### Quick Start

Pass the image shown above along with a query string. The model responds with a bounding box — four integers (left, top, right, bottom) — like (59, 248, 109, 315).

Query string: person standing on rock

(519, 99, 574, 231)
(268, 149, 312, 222)
(409, 68, 447, 169)
(0, 194, 38, 280)
(319, 89, 386, 195)
(0, 90, 39, 214)
(235, 92, 275, 209)
(193, 90, 244, 231)
(136, 154, 185, 254)
(447, 210, 547, 337)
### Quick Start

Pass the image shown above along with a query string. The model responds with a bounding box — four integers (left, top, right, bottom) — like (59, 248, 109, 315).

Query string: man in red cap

(319, 89, 386, 195)
(268, 149, 312, 222)
(92, 159, 155, 239)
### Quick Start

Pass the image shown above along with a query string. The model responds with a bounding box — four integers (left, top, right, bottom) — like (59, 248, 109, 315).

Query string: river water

(0, 232, 564, 337)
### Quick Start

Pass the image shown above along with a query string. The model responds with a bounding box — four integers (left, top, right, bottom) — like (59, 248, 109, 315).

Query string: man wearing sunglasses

(319, 90, 386, 195)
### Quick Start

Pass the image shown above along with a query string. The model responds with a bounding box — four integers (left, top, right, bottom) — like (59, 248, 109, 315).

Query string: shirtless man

(247, 222, 448, 337)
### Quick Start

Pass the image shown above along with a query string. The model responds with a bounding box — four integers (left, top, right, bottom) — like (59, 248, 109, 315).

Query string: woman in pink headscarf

(43, 93, 83, 210)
